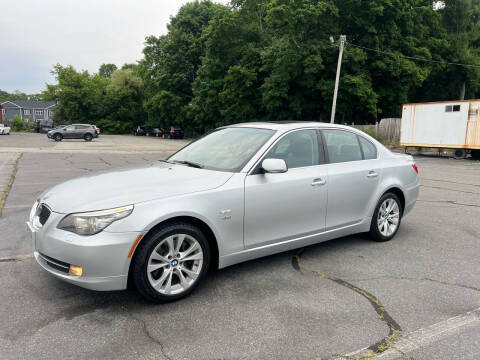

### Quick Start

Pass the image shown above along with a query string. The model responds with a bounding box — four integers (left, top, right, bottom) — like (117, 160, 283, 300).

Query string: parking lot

(0, 133, 479, 360)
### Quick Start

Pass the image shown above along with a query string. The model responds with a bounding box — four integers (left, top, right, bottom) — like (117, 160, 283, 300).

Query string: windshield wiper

(172, 160, 204, 169)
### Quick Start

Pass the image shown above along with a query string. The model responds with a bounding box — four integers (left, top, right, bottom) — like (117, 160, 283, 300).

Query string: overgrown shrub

(12, 114, 24, 131)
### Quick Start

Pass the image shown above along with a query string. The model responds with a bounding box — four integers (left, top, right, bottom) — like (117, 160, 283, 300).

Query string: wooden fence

(354, 118, 401, 144)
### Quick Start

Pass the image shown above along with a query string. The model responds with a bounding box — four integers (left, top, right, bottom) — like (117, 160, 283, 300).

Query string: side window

(265, 129, 321, 169)
(75, 125, 88, 130)
(358, 136, 377, 160)
(65, 125, 75, 131)
(323, 129, 363, 163)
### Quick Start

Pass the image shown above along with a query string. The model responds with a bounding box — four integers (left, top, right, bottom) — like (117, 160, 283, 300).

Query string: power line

(346, 41, 480, 68)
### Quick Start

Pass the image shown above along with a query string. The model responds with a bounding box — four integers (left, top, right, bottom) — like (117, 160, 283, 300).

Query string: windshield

(169, 127, 274, 172)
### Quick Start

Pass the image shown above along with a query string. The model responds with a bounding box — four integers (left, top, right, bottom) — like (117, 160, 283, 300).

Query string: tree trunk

(459, 81, 466, 100)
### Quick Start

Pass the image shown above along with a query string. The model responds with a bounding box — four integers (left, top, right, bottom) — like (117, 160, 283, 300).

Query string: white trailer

(400, 100, 480, 159)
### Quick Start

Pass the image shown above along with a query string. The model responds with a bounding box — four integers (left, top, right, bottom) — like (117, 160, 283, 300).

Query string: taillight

(412, 163, 418, 174)
(170, 129, 175, 134)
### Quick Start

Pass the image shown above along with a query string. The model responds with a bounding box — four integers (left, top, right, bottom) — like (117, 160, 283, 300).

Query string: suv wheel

(132, 222, 210, 302)
(369, 192, 403, 242)
(84, 133, 93, 142)
(53, 133, 63, 142)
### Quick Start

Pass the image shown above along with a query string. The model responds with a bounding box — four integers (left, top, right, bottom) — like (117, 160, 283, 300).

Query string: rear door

(75, 125, 89, 138)
(321, 129, 381, 230)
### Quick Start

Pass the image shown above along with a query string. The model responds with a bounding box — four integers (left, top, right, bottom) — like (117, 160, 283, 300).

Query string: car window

(358, 136, 377, 160)
(265, 130, 320, 169)
(65, 125, 75, 131)
(323, 129, 363, 163)
(75, 125, 88, 130)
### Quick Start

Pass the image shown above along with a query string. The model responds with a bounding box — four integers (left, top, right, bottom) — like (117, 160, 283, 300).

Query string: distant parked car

(47, 124, 98, 142)
(166, 126, 184, 139)
(0, 124, 10, 135)
(134, 126, 147, 136)
(147, 128, 164, 137)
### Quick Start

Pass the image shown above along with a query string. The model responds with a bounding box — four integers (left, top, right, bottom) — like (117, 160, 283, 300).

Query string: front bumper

(27, 211, 140, 291)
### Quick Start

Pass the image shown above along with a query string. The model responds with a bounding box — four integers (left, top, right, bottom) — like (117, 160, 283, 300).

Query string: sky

(0, 0, 229, 94)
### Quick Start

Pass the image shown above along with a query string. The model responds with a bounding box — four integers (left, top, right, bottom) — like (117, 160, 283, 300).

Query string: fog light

(69, 265, 83, 276)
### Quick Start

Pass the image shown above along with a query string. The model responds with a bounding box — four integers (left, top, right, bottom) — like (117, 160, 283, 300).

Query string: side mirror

(262, 158, 288, 174)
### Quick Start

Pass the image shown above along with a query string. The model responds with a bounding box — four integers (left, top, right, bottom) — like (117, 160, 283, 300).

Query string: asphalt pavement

(0, 134, 478, 360)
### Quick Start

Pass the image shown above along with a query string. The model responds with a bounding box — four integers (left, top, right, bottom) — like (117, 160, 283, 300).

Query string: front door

(63, 125, 75, 139)
(322, 129, 381, 230)
(244, 129, 328, 248)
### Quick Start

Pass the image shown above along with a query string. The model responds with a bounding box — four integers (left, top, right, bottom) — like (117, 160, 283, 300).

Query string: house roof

(1, 100, 57, 109)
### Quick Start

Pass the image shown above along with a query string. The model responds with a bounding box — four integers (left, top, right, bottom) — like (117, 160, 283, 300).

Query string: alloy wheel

(377, 198, 400, 237)
(147, 234, 203, 295)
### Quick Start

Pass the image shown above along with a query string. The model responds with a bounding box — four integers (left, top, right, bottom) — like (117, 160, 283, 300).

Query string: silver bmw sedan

(27, 122, 419, 302)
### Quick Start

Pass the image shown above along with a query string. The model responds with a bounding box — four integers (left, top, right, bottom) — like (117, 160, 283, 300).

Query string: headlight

(57, 205, 134, 236)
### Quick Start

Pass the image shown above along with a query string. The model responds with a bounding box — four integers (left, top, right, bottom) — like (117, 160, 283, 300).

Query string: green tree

(99, 69, 146, 133)
(47, 64, 108, 124)
(138, 0, 226, 131)
(99, 63, 118, 78)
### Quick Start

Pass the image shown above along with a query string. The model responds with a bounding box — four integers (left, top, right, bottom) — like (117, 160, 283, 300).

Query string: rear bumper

(403, 182, 420, 216)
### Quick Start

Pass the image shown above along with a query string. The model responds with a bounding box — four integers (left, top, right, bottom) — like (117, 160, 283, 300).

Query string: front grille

(38, 205, 51, 225)
(38, 252, 70, 273)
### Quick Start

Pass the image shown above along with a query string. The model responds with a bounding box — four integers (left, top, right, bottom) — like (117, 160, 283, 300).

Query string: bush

(12, 114, 24, 131)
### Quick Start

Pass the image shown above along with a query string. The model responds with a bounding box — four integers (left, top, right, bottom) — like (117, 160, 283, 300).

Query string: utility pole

(330, 35, 346, 124)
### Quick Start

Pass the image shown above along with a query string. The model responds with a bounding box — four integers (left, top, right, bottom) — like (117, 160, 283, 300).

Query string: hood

(41, 162, 233, 213)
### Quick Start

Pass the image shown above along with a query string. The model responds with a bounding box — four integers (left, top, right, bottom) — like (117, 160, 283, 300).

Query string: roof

(0, 100, 57, 109)
(226, 121, 352, 131)
(403, 99, 480, 106)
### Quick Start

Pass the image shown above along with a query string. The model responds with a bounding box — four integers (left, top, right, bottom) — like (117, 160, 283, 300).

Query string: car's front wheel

(53, 133, 62, 142)
(369, 192, 402, 242)
(132, 222, 210, 302)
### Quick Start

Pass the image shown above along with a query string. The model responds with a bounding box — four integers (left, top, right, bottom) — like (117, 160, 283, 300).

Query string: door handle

(311, 178, 327, 186)
(367, 171, 378, 178)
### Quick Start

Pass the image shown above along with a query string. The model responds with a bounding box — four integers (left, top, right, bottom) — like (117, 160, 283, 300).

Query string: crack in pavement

(128, 313, 173, 360)
(342, 275, 480, 293)
(292, 249, 404, 359)
(0, 254, 33, 263)
(417, 199, 480, 208)
(99, 157, 112, 166)
(419, 185, 480, 195)
(0, 153, 23, 217)
(421, 178, 480, 188)
(293, 248, 480, 360)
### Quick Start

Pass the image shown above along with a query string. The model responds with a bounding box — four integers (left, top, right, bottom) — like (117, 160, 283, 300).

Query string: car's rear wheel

(369, 192, 402, 242)
(132, 222, 210, 302)
(84, 133, 93, 142)
(53, 133, 62, 142)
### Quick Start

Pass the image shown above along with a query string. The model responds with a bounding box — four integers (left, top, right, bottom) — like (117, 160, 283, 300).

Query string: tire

(132, 222, 210, 302)
(84, 133, 93, 142)
(369, 192, 403, 242)
(53, 133, 63, 142)
(454, 149, 466, 159)
(471, 149, 480, 160)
